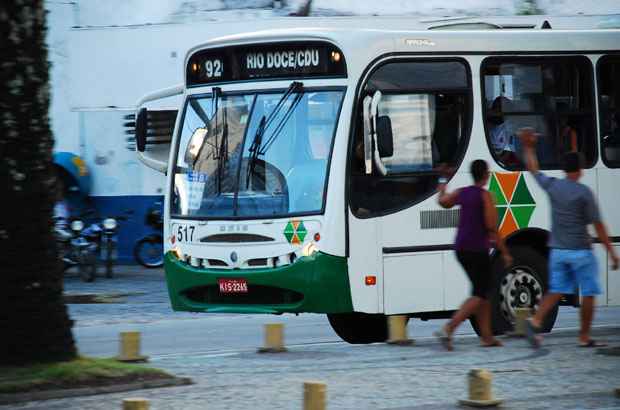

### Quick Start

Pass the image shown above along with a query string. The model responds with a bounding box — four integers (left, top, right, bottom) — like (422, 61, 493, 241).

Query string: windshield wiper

(216, 104, 228, 194)
(245, 82, 304, 189)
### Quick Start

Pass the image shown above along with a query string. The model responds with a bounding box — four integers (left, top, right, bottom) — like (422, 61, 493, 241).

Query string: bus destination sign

(187, 42, 346, 86)
(243, 48, 323, 78)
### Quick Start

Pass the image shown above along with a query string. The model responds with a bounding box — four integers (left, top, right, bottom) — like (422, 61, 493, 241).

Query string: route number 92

(205, 59, 223, 78)
(175, 224, 195, 243)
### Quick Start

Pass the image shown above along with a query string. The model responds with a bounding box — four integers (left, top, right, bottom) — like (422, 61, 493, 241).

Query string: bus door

(347, 213, 383, 314)
(350, 55, 475, 315)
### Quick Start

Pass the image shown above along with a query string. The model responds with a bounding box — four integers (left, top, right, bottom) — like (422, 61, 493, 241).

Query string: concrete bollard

(122, 398, 149, 410)
(458, 369, 503, 407)
(510, 307, 532, 337)
(386, 315, 414, 345)
(116, 331, 149, 362)
(303, 381, 326, 410)
(258, 323, 287, 353)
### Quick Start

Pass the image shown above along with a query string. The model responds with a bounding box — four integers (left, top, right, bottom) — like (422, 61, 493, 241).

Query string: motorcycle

(85, 212, 131, 278)
(55, 216, 98, 282)
(133, 202, 164, 268)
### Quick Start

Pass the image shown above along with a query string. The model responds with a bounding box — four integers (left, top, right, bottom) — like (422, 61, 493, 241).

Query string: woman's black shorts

(456, 250, 492, 299)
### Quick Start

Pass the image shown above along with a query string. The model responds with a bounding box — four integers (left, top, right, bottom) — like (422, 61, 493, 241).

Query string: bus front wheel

(471, 246, 558, 336)
(327, 312, 388, 344)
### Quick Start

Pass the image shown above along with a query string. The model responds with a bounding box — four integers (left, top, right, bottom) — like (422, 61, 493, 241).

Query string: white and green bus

(132, 16, 620, 343)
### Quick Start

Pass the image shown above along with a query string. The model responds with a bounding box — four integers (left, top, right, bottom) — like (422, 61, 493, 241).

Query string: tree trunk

(0, 1, 77, 365)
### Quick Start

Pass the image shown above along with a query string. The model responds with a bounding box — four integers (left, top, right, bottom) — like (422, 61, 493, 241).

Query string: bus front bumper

(163, 251, 353, 314)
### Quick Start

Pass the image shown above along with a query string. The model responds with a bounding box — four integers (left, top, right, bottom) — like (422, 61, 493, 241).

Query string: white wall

(46, 1, 80, 154)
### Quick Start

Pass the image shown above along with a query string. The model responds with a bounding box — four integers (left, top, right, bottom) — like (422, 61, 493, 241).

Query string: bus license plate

(218, 278, 248, 294)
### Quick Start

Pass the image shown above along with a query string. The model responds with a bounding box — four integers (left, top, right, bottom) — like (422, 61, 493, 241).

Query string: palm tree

(0, 0, 76, 365)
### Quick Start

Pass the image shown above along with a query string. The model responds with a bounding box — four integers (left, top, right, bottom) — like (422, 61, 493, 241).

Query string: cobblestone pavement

(8, 266, 617, 409)
(5, 327, 620, 410)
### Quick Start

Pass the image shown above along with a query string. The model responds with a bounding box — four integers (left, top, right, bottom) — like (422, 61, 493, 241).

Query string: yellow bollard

(122, 398, 149, 410)
(458, 369, 503, 407)
(116, 331, 149, 362)
(510, 307, 532, 337)
(258, 323, 287, 353)
(387, 315, 414, 345)
(303, 381, 326, 410)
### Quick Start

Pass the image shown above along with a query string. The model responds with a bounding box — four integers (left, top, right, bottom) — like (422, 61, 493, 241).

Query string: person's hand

(611, 251, 619, 270)
(518, 127, 538, 149)
(502, 252, 513, 268)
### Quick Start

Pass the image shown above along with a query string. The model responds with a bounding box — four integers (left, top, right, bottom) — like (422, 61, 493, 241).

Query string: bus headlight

(171, 247, 183, 260)
(301, 242, 318, 257)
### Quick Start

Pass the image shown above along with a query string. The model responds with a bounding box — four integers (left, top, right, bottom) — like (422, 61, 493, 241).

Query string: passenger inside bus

(483, 57, 596, 171)
(557, 117, 579, 153)
(487, 96, 519, 166)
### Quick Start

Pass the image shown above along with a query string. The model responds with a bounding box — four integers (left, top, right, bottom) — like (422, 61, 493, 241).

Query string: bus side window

(349, 59, 472, 218)
(598, 55, 620, 168)
(482, 56, 596, 170)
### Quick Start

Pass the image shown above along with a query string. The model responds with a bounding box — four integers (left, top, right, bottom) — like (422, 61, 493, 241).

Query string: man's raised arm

(518, 127, 540, 175)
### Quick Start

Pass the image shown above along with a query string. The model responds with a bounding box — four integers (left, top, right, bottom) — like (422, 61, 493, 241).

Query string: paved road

(5, 266, 618, 409)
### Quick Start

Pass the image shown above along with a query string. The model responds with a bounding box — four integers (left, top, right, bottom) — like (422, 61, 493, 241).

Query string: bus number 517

(176, 225, 195, 243)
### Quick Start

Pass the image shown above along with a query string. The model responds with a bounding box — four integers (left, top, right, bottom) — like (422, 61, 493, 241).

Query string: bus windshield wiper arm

(216, 103, 228, 194)
(246, 82, 303, 189)
(259, 87, 304, 154)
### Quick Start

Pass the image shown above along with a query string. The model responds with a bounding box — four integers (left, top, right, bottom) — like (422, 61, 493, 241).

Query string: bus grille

(183, 252, 296, 269)
(420, 209, 460, 229)
(182, 285, 304, 306)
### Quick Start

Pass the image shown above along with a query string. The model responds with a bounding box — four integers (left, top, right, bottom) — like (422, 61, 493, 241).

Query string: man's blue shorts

(549, 249, 601, 296)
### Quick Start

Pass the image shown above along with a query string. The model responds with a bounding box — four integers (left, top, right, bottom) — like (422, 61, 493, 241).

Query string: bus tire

(470, 246, 558, 336)
(326, 312, 388, 344)
(134, 236, 164, 268)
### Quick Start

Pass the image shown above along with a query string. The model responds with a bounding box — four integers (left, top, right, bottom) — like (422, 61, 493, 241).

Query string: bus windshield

(171, 88, 344, 219)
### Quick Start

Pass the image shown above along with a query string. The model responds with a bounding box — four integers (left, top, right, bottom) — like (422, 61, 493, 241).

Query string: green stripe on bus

(163, 251, 353, 314)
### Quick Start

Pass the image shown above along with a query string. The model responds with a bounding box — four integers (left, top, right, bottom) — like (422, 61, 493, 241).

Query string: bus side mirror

(135, 108, 147, 153)
(376, 115, 393, 158)
(129, 84, 183, 174)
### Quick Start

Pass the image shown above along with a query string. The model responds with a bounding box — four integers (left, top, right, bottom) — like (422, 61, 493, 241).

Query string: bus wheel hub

(500, 268, 543, 323)
(518, 289, 530, 304)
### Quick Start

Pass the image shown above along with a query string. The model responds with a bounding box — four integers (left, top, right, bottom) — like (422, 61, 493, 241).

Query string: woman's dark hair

(562, 151, 584, 173)
(471, 159, 489, 183)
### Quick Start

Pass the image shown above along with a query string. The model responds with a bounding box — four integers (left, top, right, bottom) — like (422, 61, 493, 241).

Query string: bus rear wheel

(327, 312, 388, 344)
(470, 246, 558, 336)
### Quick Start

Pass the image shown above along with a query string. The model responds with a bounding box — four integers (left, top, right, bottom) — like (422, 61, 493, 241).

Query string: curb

(0, 376, 193, 405)
(63, 292, 145, 304)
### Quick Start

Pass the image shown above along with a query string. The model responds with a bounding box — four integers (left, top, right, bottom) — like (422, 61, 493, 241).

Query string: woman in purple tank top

(433, 160, 512, 350)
